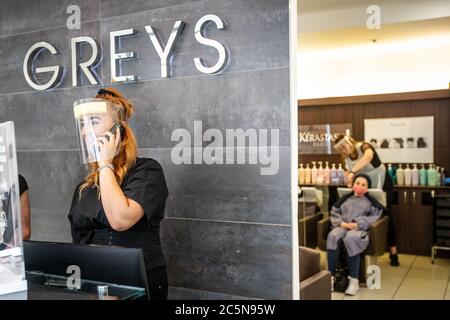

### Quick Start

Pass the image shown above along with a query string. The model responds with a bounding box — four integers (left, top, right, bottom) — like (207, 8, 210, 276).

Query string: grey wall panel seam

(0, 19, 101, 40)
(99, 0, 208, 20)
(17, 149, 79, 153)
(165, 216, 292, 227)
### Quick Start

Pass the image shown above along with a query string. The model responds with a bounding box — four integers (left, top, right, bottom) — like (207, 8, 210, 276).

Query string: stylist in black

(68, 87, 169, 300)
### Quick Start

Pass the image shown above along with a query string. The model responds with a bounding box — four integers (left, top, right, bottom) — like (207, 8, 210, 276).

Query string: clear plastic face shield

(334, 136, 352, 155)
(73, 98, 124, 166)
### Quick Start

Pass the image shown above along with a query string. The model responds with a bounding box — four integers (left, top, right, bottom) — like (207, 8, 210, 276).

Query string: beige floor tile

(379, 274, 407, 285)
(417, 255, 450, 264)
(394, 295, 443, 300)
(401, 276, 448, 290)
(359, 285, 397, 296)
(431, 259, 450, 267)
(379, 267, 410, 277)
(371, 284, 399, 295)
(332, 292, 345, 300)
(445, 291, 450, 300)
(413, 257, 450, 269)
(343, 292, 393, 300)
(407, 269, 450, 280)
(411, 264, 450, 275)
(394, 286, 446, 300)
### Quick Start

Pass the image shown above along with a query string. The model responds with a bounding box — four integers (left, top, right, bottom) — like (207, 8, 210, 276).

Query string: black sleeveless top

(68, 158, 169, 272)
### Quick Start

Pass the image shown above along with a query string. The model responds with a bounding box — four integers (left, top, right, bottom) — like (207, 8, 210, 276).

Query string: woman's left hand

(97, 128, 121, 163)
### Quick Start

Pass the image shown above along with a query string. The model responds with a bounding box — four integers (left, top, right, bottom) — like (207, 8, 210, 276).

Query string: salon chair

(298, 187, 323, 248)
(299, 246, 331, 300)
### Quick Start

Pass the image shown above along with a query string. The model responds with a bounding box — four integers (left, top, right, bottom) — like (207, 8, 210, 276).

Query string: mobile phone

(107, 124, 125, 141)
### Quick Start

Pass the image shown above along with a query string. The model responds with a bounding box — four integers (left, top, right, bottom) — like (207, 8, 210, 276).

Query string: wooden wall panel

(298, 94, 450, 172)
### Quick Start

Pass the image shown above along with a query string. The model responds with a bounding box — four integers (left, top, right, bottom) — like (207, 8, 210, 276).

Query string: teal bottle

(419, 164, 427, 186)
(427, 164, 437, 186)
(387, 164, 396, 185)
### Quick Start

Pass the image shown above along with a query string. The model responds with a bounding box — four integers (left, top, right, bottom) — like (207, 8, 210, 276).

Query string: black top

(68, 158, 169, 273)
(19, 174, 29, 196)
(349, 142, 382, 168)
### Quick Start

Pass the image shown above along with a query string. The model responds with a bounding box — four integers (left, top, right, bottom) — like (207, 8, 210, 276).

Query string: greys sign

(23, 14, 229, 91)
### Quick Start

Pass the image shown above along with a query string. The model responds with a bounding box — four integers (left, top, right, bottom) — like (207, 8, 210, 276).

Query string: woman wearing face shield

(68, 88, 169, 300)
(333, 134, 399, 266)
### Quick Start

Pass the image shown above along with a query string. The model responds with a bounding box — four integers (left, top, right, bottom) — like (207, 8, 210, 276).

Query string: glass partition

(0, 121, 27, 297)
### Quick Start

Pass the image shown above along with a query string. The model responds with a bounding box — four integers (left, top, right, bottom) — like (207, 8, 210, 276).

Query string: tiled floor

(320, 253, 450, 300)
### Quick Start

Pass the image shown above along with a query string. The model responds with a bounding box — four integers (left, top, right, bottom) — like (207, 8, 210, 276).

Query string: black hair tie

(97, 88, 116, 97)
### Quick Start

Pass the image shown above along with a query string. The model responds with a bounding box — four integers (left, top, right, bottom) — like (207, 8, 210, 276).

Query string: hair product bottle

(419, 164, 427, 186)
(305, 163, 311, 184)
(311, 161, 317, 184)
(324, 161, 331, 185)
(396, 164, 405, 186)
(436, 166, 441, 186)
(330, 163, 338, 185)
(387, 163, 397, 185)
(298, 163, 305, 185)
(317, 161, 324, 185)
(427, 164, 437, 186)
(404, 164, 412, 186)
(338, 164, 345, 185)
(411, 164, 419, 186)
(387, 163, 394, 179)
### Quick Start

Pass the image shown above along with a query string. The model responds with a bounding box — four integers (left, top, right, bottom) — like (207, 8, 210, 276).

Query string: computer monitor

(23, 240, 149, 298)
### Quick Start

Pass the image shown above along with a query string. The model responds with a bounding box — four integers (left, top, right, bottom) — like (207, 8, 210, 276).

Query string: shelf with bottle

(298, 161, 346, 187)
(387, 163, 448, 187)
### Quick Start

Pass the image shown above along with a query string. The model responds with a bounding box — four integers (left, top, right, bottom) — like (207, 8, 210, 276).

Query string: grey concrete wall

(0, 0, 291, 299)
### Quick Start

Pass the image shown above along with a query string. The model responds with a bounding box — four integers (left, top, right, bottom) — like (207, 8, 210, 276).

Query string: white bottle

(311, 161, 317, 184)
(338, 164, 345, 185)
(436, 166, 441, 186)
(324, 161, 331, 185)
(404, 164, 412, 186)
(396, 164, 405, 186)
(304, 163, 311, 184)
(411, 164, 419, 186)
(330, 163, 338, 185)
(317, 161, 324, 185)
(298, 164, 305, 185)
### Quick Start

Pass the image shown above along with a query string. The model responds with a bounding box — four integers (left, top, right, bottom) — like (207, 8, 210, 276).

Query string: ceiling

(299, 16, 450, 51)
(297, 0, 450, 51)
(298, 0, 372, 13)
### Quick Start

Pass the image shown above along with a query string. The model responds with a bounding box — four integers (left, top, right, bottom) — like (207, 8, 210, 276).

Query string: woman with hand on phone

(68, 88, 169, 300)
